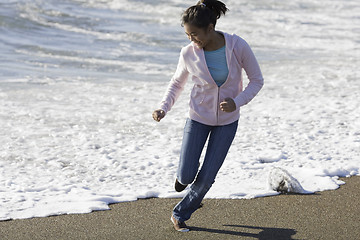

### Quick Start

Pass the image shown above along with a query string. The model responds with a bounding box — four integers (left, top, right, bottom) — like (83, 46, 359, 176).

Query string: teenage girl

(152, 0, 264, 232)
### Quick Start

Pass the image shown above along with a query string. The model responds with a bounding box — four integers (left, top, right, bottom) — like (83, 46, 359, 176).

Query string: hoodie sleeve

(159, 48, 190, 114)
(233, 38, 264, 108)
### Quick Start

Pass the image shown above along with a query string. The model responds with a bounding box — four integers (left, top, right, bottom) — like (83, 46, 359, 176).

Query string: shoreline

(1, 176, 359, 240)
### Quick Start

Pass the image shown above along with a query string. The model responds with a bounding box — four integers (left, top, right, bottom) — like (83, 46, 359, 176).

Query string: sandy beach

(1, 176, 359, 240)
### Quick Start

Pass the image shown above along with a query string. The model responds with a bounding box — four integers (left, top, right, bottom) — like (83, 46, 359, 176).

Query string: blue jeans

(173, 118, 238, 222)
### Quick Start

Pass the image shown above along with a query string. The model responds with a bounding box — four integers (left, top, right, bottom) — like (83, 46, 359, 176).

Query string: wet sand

(1, 176, 359, 240)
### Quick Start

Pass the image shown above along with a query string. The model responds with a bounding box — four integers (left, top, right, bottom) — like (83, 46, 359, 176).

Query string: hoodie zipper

(216, 86, 220, 125)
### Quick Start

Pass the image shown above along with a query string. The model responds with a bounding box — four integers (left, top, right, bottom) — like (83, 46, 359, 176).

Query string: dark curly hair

(181, 0, 229, 29)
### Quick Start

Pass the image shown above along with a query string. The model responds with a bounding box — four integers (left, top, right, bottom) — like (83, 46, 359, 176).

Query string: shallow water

(0, 0, 359, 220)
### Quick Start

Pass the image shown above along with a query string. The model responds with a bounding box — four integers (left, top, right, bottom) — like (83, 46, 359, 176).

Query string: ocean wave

(0, 0, 359, 221)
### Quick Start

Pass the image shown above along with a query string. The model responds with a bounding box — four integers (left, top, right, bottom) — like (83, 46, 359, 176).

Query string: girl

(152, 0, 264, 232)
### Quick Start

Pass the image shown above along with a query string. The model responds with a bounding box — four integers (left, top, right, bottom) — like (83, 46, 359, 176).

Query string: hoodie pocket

(191, 85, 206, 104)
(198, 94, 205, 104)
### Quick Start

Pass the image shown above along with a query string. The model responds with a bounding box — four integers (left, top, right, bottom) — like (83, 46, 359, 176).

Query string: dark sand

(1, 176, 359, 240)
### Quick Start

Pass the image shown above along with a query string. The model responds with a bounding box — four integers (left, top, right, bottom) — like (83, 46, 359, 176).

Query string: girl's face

(184, 23, 213, 49)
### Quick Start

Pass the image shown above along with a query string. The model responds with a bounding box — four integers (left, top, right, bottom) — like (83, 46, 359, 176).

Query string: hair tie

(200, 3, 206, 7)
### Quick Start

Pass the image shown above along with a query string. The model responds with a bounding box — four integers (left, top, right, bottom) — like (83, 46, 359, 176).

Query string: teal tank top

(204, 45, 229, 87)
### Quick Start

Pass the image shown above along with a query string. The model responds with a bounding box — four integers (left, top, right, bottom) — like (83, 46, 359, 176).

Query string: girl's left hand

(220, 98, 236, 112)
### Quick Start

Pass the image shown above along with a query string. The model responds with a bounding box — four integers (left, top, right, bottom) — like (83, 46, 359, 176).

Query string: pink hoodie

(160, 31, 264, 126)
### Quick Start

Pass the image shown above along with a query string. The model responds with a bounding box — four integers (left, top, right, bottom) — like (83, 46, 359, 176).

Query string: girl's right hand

(152, 109, 165, 122)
